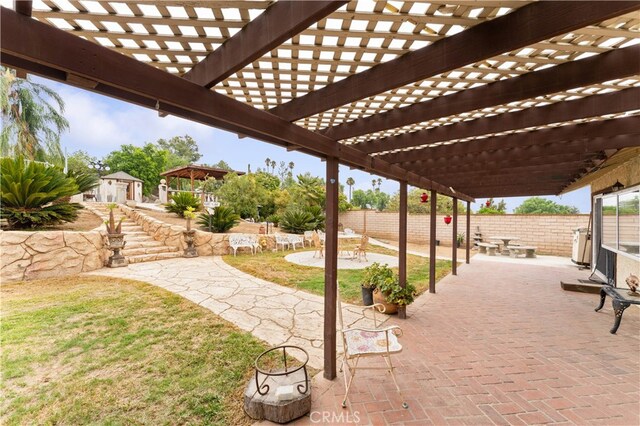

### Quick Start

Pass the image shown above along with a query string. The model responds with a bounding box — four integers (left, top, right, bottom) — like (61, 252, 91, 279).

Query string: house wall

(338, 210, 589, 256)
(590, 155, 640, 288)
(96, 179, 143, 203)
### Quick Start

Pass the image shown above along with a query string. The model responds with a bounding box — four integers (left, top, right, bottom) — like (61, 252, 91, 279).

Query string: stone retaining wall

(1, 230, 109, 282)
(339, 210, 590, 256)
(118, 206, 278, 255)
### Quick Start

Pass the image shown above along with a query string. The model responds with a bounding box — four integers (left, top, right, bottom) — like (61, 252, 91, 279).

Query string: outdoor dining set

(477, 236, 537, 258)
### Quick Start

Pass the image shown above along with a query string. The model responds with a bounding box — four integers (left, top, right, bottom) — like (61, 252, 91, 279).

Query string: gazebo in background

(160, 164, 244, 201)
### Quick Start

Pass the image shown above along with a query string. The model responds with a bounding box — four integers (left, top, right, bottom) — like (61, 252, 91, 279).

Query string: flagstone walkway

(86, 256, 381, 369)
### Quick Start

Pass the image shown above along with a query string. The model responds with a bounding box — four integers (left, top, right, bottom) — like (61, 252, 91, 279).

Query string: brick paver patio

(300, 258, 639, 425)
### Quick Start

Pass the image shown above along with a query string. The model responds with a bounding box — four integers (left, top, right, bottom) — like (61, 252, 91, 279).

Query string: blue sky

(37, 75, 592, 213)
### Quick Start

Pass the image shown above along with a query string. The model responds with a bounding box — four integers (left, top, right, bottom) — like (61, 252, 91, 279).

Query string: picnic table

(490, 236, 520, 255)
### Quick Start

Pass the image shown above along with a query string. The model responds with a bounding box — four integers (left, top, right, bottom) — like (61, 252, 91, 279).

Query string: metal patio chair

(337, 284, 408, 409)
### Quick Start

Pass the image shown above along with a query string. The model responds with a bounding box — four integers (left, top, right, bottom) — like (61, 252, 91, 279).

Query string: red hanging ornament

(420, 192, 429, 203)
(444, 215, 452, 225)
(485, 200, 491, 207)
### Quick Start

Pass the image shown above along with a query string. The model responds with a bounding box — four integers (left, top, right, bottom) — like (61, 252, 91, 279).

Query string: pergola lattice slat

(182, 1, 348, 88)
(0, 7, 472, 202)
(268, 1, 640, 123)
(382, 116, 640, 164)
(332, 45, 640, 147)
(361, 85, 640, 157)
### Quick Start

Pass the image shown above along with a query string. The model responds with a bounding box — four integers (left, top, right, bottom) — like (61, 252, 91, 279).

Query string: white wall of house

(96, 179, 142, 203)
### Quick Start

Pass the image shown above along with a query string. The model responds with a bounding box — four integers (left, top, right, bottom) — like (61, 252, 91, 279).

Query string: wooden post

(466, 201, 471, 264)
(398, 181, 408, 319)
(324, 157, 339, 380)
(452, 197, 458, 275)
(190, 170, 195, 192)
(167, 176, 172, 200)
(429, 190, 437, 294)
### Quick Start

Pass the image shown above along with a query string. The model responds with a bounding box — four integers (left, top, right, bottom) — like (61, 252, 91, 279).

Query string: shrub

(197, 206, 240, 233)
(279, 208, 315, 234)
(305, 205, 325, 231)
(265, 214, 280, 227)
(0, 156, 82, 228)
(165, 192, 201, 217)
(361, 262, 395, 290)
(67, 169, 99, 193)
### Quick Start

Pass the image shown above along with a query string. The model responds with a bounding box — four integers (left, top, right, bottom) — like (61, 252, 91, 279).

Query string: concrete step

(122, 246, 180, 256)
(124, 240, 164, 249)
(127, 251, 182, 264)
(124, 236, 159, 243)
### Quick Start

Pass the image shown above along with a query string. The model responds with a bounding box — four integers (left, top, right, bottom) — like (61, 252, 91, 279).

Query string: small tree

(477, 198, 507, 215)
(514, 197, 579, 214)
(346, 177, 355, 201)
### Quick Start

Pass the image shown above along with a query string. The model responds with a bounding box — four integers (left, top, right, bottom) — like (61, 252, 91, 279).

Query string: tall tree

(514, 197, 579, 214)
(156, 135, 201, 168)
(0, 67, 69, 166)
(209, 160, 233, 171)
(104, 143, 169, 196)
(346, 177, 355, 201)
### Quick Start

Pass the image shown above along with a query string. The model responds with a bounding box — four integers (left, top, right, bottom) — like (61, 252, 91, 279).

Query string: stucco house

(95, 171, 143, 203)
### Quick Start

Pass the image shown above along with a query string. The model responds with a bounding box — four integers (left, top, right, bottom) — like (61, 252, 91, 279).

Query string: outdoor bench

(477, 243, 498, 256)
(509, 246, 537, 258)
(595, 285, 640, 334)
(229, 234, 261, 256)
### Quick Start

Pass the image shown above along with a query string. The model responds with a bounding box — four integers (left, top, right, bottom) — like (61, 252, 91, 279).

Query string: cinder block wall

(339, 210, 590, 256)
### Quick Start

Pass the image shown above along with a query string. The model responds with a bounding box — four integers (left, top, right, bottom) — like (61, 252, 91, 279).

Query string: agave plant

(197, 206, 240, 233)
(280, 208, 315, 234)
(165, 191, 201, 217)
(0, 156, 82, 228)
(104, 203, 124, 234)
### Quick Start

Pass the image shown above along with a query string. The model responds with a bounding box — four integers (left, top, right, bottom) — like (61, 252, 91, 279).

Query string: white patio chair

(337, 284, 408, 409)
(275, 233, 290, 251)
(303, 230, 314, 247)
(287, 234, 305, 250)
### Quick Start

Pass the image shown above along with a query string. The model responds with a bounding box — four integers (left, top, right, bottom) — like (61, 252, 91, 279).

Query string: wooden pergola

(160, 164, 244, 192)
(2, 0, 639, 379)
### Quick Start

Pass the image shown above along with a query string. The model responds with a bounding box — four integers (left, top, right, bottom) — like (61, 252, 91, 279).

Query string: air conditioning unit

(572, 227, 591, 266)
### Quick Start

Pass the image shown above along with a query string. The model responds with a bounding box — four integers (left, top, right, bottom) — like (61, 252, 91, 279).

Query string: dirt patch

(4, 209, 104, 232)
(139, 207, 268, 233)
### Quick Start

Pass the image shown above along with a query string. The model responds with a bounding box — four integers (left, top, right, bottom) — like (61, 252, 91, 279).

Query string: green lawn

(223, 245, 453, 304)
(1, 276, 273, 425)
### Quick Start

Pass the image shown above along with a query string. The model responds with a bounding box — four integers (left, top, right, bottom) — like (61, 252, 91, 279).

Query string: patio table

(594, 285, 640, 334)
(490, 236, 519, 250)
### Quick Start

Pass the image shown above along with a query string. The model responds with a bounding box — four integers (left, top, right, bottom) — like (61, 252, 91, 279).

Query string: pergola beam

(270, 1, 640, 123)
(182, 1, 348, 88)
(14, 0, 31, 16)
(0, 8, 473, 202)
(380, 116, 640, 164)
(362, 87, 640, 155)
(404, 153, 601, 175)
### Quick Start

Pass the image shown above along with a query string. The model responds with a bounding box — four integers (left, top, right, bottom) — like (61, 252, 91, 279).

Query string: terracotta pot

(373, 288, 398, 315)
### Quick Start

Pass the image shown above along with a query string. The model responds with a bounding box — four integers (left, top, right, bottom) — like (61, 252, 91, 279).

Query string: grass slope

(1, 276, 271, 425)
(223, 246, 452, 304)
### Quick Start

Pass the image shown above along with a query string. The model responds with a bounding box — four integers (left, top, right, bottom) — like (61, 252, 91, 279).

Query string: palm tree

(288, 161, 294, 171)
(270, 160, 276, 174)
(1, 67, 69, 166)
(265, 157, 271, 173)
(371, 179, 377, 190)
(346, 177, 355, 201)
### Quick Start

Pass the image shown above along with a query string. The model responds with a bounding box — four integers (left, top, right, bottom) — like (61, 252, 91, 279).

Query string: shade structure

(3, 0, 640, 382)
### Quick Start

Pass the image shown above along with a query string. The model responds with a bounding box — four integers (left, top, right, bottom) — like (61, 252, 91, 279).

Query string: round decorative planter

(106, 233, 128, 267)
(373, 288, 398, 315)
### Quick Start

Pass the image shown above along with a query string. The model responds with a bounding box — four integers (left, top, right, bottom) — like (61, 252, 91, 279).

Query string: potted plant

(374, 278, 417, 315)
(361, 262, 394, 306)
(183, 207, 198, 258)
(104, 203, 127, 267)
(456, 232, 465, 248)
